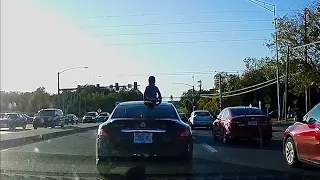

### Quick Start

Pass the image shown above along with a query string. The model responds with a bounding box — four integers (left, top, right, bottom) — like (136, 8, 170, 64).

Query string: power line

(81, 19, 273, 28)
(114, 70, 243, 77)
(201, 80, 277, 99)
(70, 10, 298, 19)
(94, 29, 274, 37)
(104, 39, 267, 46)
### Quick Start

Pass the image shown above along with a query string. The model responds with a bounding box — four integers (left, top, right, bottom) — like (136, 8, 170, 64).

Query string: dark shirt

(144, 84, 162, 101)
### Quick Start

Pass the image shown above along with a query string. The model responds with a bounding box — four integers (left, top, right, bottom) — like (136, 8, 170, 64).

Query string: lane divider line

(202, 143, 218, 153)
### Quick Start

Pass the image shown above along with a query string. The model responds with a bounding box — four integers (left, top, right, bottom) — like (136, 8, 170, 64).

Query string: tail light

(176, 128, 191, 140)
(98, 128, 110, 140)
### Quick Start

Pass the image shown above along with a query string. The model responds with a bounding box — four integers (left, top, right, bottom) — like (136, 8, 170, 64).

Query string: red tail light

(176, 129, 191, 140)
(98, 128, 110, 140)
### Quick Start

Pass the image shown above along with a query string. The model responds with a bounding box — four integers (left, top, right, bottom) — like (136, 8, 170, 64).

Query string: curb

(0, 125, 99, 150)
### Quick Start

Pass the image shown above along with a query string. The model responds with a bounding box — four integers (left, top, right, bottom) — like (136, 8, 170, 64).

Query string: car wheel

(33, 124, 38, 130)
(22, 124, 27, 130)
(222, 129, 232, 144)
(285, 137, 302, 168)
(212, 126, 218, 140)
(51, 123, 55, 128)
(61, 122, 64, 128)
(71, 122, 74, 125)
(76, 121, 78, 125)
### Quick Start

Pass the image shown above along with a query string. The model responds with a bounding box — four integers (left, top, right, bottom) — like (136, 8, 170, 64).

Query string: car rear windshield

(100, 112, 109, 116)
(39, 110, 55, 116)
(195, 111, 210, 116)
(231, 108, 265, 116)
(86, 112, 97, 116)
(7, 114, 19, 119)
(111, 104, 179, 119)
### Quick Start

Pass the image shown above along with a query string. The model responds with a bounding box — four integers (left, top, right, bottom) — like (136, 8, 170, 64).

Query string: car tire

(71, 122, 74, 125)
(51, 123, 55, 128)
(222, 129, 232, 144)
(285, 137, 302, 168)
(33, 124, 38, 130)
(61, 122, 64, 128)
(22, 124, 27, 130)
(212, 127, 218, 140)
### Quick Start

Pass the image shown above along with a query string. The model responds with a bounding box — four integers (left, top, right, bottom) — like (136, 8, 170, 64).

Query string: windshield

(39, 110, 55, 117)
(7, 114, 19, 119)
(195, 111, 210, 117)
(231, 108, 265, 116)
(85, 112, 97, 116)
(112, 105, 179, 119)
(99, 112, 110, 116)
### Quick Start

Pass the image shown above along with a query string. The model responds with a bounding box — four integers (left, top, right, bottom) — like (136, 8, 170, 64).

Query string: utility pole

(284, 46, 290, 121)
(192, 75, 195, 112)
(198, 80, 202, 93)
(218, 73, 222, 111)
(78, 93, 81, 119)
(304, 8, 309, 113)
(57, 72, 60, 108)
(275, 14, 281, 122)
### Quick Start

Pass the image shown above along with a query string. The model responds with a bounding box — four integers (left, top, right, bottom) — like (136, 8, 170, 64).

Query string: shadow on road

(0, 128, 31, 132)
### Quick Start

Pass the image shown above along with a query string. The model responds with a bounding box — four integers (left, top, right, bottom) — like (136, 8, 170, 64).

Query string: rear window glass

(112, 104, 179, 119)
(7, 114, 19, 118)
(195, 111, 210, 116)
(86, 112, 97, 116)
(100, 112, 110, 116)
(39, 110, 55, 116)
(231, 108, 265, 116)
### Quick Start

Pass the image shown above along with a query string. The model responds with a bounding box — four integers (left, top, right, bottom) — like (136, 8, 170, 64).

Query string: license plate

(134, 133, 153, 144)
(248, 121, 257, 125)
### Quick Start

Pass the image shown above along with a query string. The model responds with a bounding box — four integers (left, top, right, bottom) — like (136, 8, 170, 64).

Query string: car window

(230, 108, 265, 116)
(7, 113, 19, 119)
(39, 110, 55, 117)
(307, 103, 320, 122)
(111, 104, 179, 119)
(86, 112, 97, 116)
(195, 111, 210, 117)
(100, 112, 110, 116)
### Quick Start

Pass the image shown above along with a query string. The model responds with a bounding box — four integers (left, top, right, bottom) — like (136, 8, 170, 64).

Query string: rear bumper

(192, 122, 212, 127)
(228, 127, 272, 139)
(96, 138, 191, 161)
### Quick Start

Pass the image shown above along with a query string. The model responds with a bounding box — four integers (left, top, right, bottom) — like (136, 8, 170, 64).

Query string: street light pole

(57, 66, 88, 109)
(248, 0, 280, 121)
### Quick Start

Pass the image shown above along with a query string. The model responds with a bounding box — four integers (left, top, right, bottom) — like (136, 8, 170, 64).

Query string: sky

(0, 0, 314, 99)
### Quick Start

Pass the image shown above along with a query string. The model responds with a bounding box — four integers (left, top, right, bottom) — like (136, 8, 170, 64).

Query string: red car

(283, 103, 320, 168)
(211, 106, 272, 144)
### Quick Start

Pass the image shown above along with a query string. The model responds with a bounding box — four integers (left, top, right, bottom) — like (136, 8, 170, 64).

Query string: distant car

(65, 114, 78, 125)
(33, 108, 65, 129)
(83, 112, 98, 123)
(96, 101, 193, 175)
(211, 106, 272, 144)
(283, 103, 320, 168)
(97, 112, 110, 122)
(188, 110, 214, 129)
(0, 113, 27, 130)
(179, 113, 188, 123)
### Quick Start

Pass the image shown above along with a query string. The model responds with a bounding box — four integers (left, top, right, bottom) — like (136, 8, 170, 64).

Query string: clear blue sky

(1, 0, 313, 99)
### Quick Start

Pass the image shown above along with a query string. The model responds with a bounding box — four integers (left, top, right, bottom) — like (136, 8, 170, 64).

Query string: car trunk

(230, 115, 271, 136)
(103, 118, 183, 154)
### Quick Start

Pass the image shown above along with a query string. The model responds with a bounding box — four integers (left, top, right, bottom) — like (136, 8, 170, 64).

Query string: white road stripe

(202, 143, 218, 153)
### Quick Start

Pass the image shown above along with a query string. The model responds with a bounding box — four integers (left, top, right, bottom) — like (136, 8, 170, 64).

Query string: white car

(188, 110, 214, 129)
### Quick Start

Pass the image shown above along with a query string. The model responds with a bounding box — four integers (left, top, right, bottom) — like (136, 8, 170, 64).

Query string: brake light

(98, 128, 110, 140)
(176, 129, 191, 140)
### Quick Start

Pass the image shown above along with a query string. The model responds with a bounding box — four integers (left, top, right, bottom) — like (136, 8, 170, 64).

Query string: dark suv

(33, 109, 65, 129)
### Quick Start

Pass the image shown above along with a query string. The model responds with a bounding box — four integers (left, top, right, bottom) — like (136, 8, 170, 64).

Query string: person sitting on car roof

(143, 76, 162, 104)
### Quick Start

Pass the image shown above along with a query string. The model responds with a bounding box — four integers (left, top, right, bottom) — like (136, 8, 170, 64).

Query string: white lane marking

(202, 143, 218, 153)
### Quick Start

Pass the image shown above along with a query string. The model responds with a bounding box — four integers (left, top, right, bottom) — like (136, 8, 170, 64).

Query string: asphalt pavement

(1, 127, 319, 180)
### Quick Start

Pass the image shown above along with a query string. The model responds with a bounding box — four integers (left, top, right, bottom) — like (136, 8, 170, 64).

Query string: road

(1, 127, 319, 179)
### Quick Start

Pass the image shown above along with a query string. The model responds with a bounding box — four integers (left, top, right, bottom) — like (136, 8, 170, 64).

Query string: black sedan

(83, 112, 98, 123)
(96, 101, 193, 175)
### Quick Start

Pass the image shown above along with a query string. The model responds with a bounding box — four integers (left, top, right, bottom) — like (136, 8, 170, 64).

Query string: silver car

(188, 110, 213, 129)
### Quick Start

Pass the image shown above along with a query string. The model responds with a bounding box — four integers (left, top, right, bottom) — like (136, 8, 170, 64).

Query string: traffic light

(115, 83, 119, 91)
(133, 82, 138, 90)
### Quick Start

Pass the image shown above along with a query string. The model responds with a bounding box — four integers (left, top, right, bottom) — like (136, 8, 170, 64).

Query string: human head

(148, 76, 155, 84)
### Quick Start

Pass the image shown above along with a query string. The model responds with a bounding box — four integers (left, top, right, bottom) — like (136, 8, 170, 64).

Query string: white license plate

(248, 121, 257, 125)
(133, 133, 153, 144)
